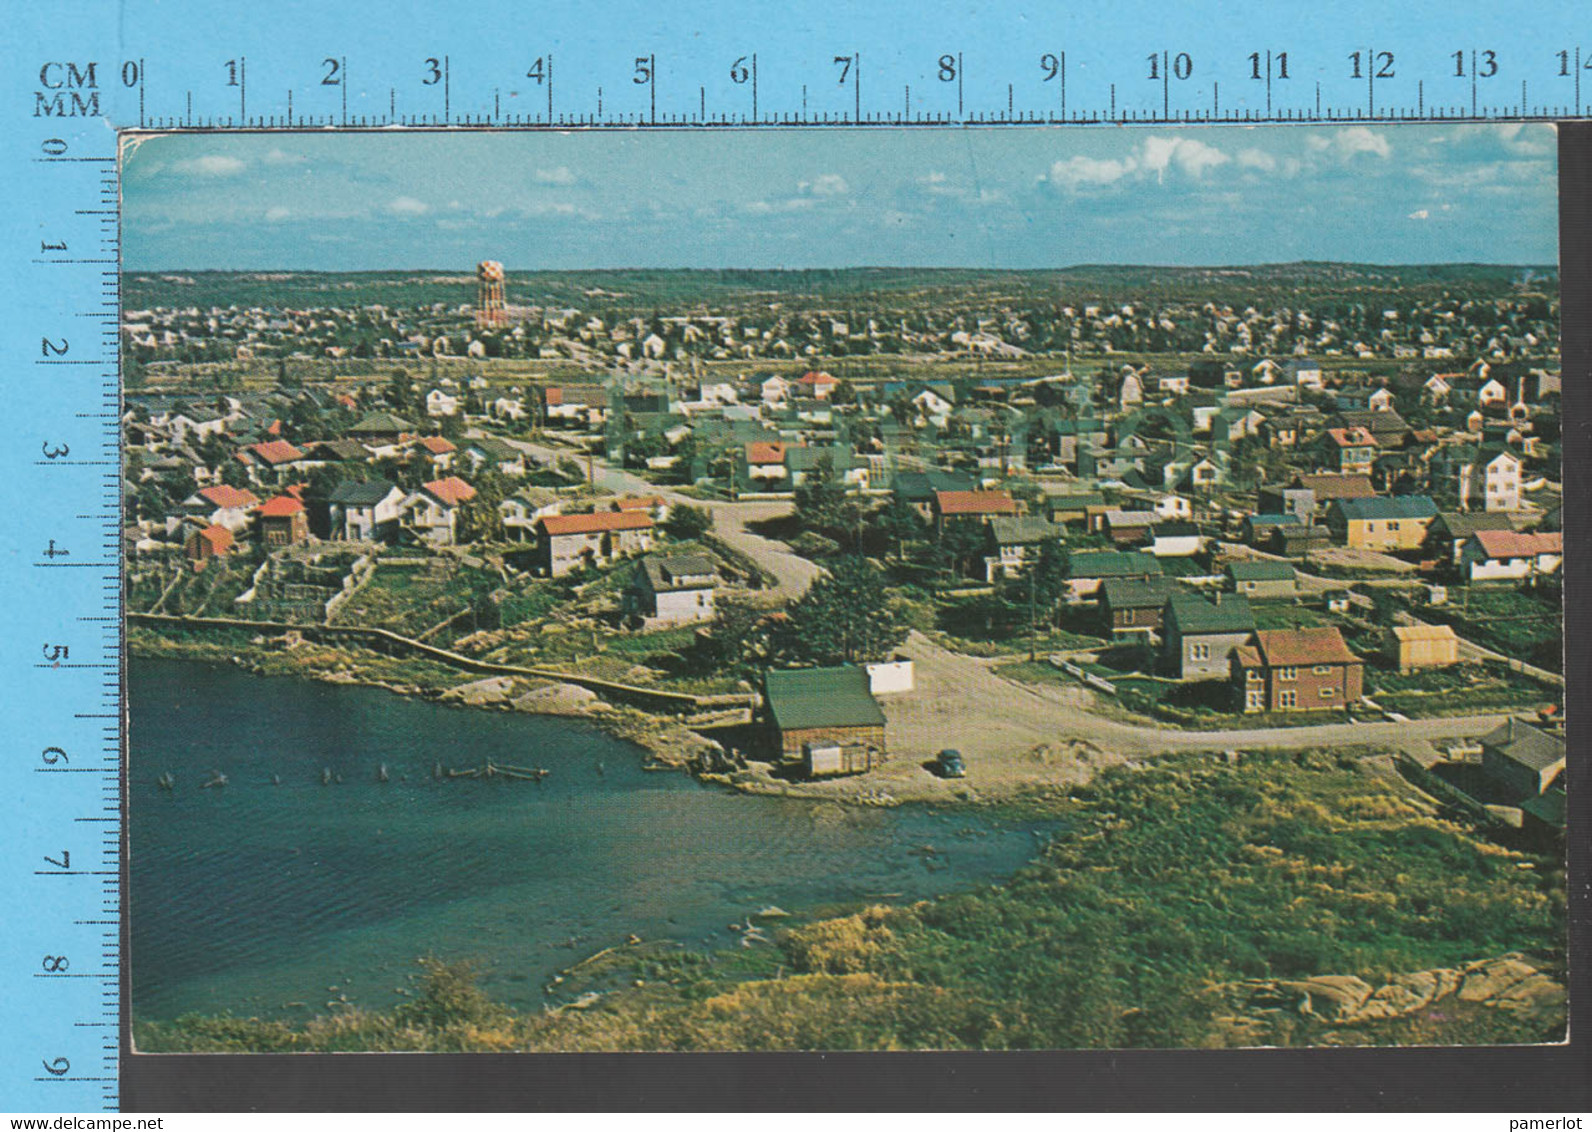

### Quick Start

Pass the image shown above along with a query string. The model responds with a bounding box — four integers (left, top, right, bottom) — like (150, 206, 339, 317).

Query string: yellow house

(1326, 496, 1438, 552)
(1390, 623, 1460, 671)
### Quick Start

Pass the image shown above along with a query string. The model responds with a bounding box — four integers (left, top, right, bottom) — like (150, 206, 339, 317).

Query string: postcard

(121, 123, 1565, 1054)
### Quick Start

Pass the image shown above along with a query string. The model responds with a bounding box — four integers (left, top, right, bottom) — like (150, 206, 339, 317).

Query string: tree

(1001, 538, 1071, 651)
(874, 495, 926, 560)
(699, 595, 769, 672)
(792, 457, 850, 531)
(830, 378, 858, 405)
(665, 504, 713, 540)
(775, 555, 908, 666)
(456, 472, 509, 544)
(934, 520, 989, 580)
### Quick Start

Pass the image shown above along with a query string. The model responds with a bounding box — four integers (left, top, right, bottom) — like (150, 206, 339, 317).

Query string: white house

(1153, 494, 1193, 520)
(400, 476, 476, 546)
(625, 553, 718, 627)
(499, 486, 563, 541)
(328, 480, 407, 542)
(426, 388, 461, 417)
(760, 375, 790, 404)
(1458, 448, 1522, 512)
(182, 484, 260, 532)
(1461, 529, 1562, 581)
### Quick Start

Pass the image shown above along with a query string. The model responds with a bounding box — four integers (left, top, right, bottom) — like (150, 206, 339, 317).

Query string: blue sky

(122, 124, 1558, 270)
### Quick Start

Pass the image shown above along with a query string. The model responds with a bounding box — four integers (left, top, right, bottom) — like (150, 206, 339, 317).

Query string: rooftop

(764, 666, 887, 731)
(1482, 718, 1566, 772)
(540, 510, 654, 536)
(1226, 560, 1297, 582)
(1253, 626, 1359, 667)
(1333, 495, 1439, 521)
(1470, 529, 1562, 558)
(935, 490, 1019, 516)
(1167, 592, 1255, 635)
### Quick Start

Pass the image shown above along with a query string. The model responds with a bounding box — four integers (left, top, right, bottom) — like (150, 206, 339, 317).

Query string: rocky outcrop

(441, 675, 518, 706)
(1218, 953, 1563, 1028)
(511, 682, 599, 715)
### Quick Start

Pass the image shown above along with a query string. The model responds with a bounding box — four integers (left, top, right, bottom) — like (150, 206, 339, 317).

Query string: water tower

(476, 259, 507, 327)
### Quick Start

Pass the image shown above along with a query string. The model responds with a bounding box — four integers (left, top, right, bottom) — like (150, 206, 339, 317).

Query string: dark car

(936, 749, 966, 778)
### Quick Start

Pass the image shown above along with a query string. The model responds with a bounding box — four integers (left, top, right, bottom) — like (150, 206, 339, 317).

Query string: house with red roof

(184, 524, 234, 570)
(931, 490, 1021, 532)
(401, 476, 478, 546)
(1322, 427, 1377, 475)
(1231, 627, 1364, 713)
(1461, 529, 1563, 582)
(182, 484, 262, 531)
(609, 495, 671, 523)
(744, 440, 789, 485)
(258, 495, 309, 547)
(413, 434, 457, 470)
(238, 439, 307, 484)
(536, 510, 655, 577)
(795, 370, 839, 400)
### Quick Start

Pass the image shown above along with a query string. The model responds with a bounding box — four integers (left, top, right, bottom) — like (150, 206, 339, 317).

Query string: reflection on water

(131, 658, 1048, 1021)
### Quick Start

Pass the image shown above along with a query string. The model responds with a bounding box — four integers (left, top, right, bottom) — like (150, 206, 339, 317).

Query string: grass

(133, 752, 1566, 1052)
(1251, 603, 1336, 631)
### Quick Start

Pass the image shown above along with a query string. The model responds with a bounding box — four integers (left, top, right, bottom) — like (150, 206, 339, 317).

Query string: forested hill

(124, 262, 1557, 315)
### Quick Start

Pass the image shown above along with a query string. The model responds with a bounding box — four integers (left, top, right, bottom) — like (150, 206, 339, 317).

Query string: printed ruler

(0, 0, 1585, 1113)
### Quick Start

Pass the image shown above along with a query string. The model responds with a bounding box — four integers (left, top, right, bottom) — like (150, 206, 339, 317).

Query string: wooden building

(763, 666, 887, 775)
(1389, 623, 1460, 671)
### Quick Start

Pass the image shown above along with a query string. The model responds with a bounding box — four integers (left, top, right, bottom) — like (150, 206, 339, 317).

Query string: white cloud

(1237, 148, 1277, 172)
(1045, 154, 1135, 188)
(264, 206, 291, 222)
(261, 148, 305, 166)
(1328, 127, 1392, 160)
(806, 173, 849, 197)
(535, 166, 577, 185)
(385, 196, 430, 217)
(176, 155, 245, 177)
(1408, 209, 1430, 220)
(1043, 136, 1228, 191)
(1139, 135, 1230, 180)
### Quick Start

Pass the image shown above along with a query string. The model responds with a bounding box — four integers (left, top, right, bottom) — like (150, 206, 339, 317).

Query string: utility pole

(1028, 564, 1038, 662)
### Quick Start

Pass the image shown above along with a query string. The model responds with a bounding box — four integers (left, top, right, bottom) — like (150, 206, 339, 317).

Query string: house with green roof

(763, 666, 887, 776)
(1063, 550, 1163, 601)
(1224, 559, 1299, 599)
(1162, 592, 1256, 680)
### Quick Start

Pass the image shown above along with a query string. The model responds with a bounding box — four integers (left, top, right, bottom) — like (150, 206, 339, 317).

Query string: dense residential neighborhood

(124, 267, 1562, 832)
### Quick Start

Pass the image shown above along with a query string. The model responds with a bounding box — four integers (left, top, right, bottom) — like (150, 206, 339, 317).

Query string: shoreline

(128, 626, 722, 773)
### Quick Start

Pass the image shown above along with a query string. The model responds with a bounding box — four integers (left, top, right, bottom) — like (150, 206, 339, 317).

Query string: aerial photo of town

(124, 125, 1566, 1052)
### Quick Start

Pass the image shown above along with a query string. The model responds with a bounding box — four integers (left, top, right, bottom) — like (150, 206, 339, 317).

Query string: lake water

(130, 658, 1049, 1022)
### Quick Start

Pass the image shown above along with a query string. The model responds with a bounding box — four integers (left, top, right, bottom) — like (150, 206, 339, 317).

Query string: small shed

(1480, 718, 1565, 798)
(1389, 623, 1460, 671)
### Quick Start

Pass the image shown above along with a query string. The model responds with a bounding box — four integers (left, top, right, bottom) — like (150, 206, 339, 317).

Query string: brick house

(763, 666, 887, 775)
(257, 494, 309, 547)
(184, 523, 233, 569)
(1231, 627, 1364, 713)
